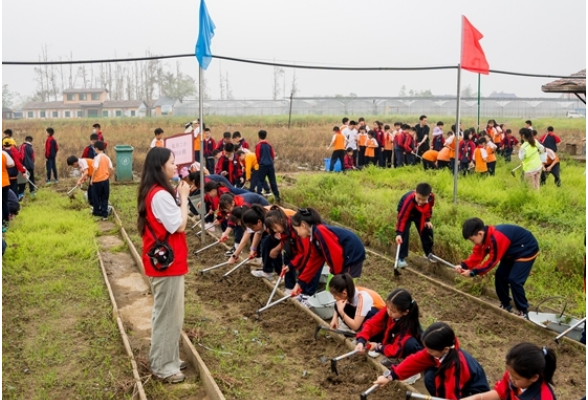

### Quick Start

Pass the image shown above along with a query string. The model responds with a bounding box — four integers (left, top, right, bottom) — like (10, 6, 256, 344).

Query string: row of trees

(31, 46, 203, 104)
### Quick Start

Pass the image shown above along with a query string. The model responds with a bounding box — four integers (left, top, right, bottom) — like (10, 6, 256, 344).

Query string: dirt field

(184, 240, 406, 400)
(184, 232, 585, 400)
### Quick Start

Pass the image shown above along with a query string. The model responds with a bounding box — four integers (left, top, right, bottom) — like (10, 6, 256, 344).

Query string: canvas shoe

(205, 222, 215, 232)
(283, 288, 293, 296)
(45, 180, 52, 185)
(397, 259, 408, 268)
(368, 350, 380, 358)
(180, 360, 188, 370)
(251, 270, 274, 279)
(159, 372, 186, 384)
(295, 294, 311, 308)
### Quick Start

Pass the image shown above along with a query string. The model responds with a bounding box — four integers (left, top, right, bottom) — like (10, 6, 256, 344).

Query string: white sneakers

(250, 270, 274, 279)
(397, 259, 408, 268)
(402, 373, 421, 385)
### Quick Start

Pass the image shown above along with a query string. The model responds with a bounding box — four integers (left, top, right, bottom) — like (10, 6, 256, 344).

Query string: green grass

(2, 190, 132, 400)
(281, 159, 586, 314)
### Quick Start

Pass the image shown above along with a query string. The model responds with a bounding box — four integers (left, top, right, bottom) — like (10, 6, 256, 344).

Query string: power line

(2, 53, 584, 80)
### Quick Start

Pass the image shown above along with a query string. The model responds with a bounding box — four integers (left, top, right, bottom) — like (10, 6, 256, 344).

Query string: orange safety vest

(437, 147, 451, 162)
(384, 132, 393, 150)
(486, 144, 497, 162)
(474, 147, 488, 173)
(358, 134, 368, 147)
(447, 137, 457, 159)
(333, 132, 345, 151)
(356, 286, 386, 310)
(422, 150, 438, 162)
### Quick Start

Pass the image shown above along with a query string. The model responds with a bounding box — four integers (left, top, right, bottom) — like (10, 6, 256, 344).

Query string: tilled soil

(359, 252, 586, 399)
(186, 236, 405, 400)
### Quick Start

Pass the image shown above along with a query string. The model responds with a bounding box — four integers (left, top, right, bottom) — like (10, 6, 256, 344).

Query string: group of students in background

(150, 121, 281, 202)
(328, 116, 563, 189)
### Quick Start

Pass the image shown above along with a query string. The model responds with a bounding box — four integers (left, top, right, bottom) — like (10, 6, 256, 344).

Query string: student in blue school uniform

(455, 217, 539, 319)
(395, 183, 435, 268)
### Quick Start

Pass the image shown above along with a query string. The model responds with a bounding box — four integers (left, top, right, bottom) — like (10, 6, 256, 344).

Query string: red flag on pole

(461, 16, 489, 75)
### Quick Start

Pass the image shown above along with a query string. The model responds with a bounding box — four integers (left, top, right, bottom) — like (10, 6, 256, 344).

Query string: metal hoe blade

(393, 244, 401, 276)
(256, 294, 291, 314)
(427, 253, 456, 269)
(360, 384, 380, 400)
(265, 270, 285, 307)
(314, 325, 356, 340)
(219, 257, 251, 281)
(199, 260, 230, 276)
(194, 240, 220, 255)
(406, 390, 448, 400)
(330, 349, 360, 375)
(554, 317, 586, 344)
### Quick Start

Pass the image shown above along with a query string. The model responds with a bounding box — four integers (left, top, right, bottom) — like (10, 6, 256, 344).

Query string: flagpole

(453, 64, 462, 204)
(477, 73, 481, 132)
(198, 67, 207, 244)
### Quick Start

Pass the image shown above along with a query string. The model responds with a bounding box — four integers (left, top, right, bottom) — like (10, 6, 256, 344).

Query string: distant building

(22, 88, 148, 119)
(2, 108, 14, 119)
(152, 96, 182, 116)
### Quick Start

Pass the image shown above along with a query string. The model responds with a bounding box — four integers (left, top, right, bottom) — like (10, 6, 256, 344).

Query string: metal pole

(198, 67, 207, 244)
(477, 73, 481, 132)
(453, 65, 462, 204)
(287, 91, 294, 129)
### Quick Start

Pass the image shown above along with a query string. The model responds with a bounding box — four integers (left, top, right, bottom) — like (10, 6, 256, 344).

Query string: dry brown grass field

(2, 115, 585, 178)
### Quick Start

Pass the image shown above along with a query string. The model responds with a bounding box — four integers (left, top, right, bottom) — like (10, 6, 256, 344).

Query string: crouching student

(344, 147, 357, 171)
(355, 289, 422, 367)
(456, 218, 539, 319)
(290, 207, 366, 299)
(265, 206, 309, 295)
(66, 155, 95, 206)
(421, 149, 438, 170)
(329, 273, 385, 332)
(374, 322, 489, 399)
(218, 192, 268, 254)
(395, 183, 435, 268)
(462, 342, 556, 400)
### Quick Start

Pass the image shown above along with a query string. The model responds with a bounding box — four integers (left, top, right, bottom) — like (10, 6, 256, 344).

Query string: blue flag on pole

(195, 0, 215, 70)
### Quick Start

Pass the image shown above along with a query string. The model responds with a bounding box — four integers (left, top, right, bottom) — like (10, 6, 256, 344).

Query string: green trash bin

(113, 145, 134, 182)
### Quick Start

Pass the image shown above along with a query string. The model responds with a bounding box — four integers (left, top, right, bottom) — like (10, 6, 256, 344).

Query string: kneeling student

(374, 322, 489, 400)
(329, 274, 385, 332)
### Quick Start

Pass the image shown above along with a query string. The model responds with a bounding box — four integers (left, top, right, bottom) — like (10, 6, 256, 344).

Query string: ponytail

(291, 207, 322, 227)
(219, 193, 236, 211)
(386, 288, 422, 341)
(506, 342, 557, 386)
(422, 322, 459, 377)
(329, 273, 356, 304)
(265, 205, 289, 233)
(242, 204, 267, 227)
(519, 128, 536, 147)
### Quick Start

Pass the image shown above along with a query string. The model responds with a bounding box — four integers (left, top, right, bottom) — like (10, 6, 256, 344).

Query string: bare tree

(272, 66, 284, 100)
(219, 63, 225, 100)
(225, 71, 233, 100)
(49, 64, 59, 101)
(290, 70, 298, 97)
(33, 45, 50, 102)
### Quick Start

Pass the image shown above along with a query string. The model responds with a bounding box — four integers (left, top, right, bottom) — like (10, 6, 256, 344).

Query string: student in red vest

(327, 126, 346, 172)
(2, 138, 27, 195)
(232, 131, 249, 150)
(395, 183, 435, 268)
(82, 133, 99, 159)
(402, 125, 417, 165)
(215, 143, 243, 186)
(18, 136, 36, 198)
(45, 127, 59, 184)
(343, 147, 357, 170)
(92, 123, 104, 142)
(215, 131, 233, 152)
(500, 129, 519, 162)
(137, 147, 190, 384)
(458, 129, 476, 176)
(374, 322, 489, 399)
(462, 342, 557, 400)
(456, 218, 539, 319)
(355, 288, 423, 367)
(202, 128, 216, 173)
(290, 207, 365, 299)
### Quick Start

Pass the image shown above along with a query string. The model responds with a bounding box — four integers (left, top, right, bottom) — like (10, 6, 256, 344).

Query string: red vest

(142, 186, 189, 277)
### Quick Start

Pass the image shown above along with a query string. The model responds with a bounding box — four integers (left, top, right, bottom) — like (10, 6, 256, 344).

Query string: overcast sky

(2, 0, 586, 103)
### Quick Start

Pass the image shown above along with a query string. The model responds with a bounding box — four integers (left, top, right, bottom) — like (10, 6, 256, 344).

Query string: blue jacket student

(298, 224, 365, 286)
(255, 140, 275, 167)
(461, 224, 539, 316)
